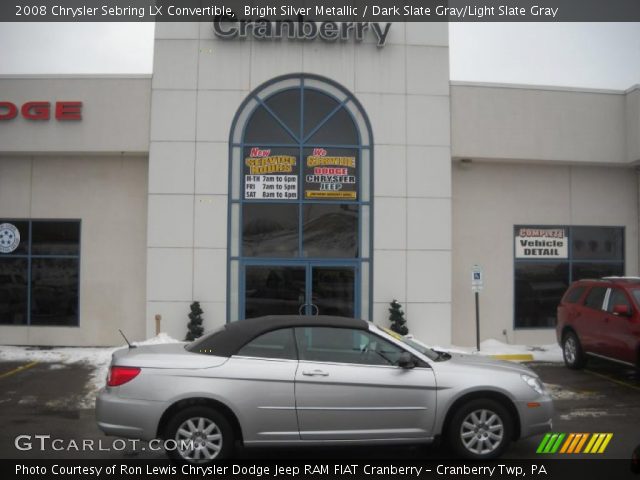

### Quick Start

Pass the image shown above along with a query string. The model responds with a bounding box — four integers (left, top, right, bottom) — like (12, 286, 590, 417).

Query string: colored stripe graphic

(537, 433, 612, 454)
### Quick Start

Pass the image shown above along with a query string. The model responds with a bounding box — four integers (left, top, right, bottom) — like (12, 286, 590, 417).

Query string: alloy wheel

(459, 409, 504, 455)
(174, 416, 223, 463)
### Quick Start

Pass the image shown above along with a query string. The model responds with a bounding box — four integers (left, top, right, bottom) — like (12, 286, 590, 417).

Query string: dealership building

(1, 22, 639, 347)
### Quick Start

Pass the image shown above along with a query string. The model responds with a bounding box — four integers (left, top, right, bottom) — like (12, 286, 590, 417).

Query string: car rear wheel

(165, 406, 234, 463)
(562, 331, 586, 369)
(448, 399, 512, 460)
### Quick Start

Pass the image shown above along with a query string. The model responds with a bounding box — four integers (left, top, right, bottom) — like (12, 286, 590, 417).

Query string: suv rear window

(584, 286, 607, 310)
(563, 286, 586, 304)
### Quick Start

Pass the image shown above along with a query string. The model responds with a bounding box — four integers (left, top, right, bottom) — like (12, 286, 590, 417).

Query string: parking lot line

(585, 369, 640, 392)
(0, 361, 39, 379)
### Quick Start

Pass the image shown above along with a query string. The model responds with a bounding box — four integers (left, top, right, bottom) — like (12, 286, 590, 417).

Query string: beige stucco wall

(148, 22, 453, 345)
(451, 83, 629, 165)
(626, 85, 640, 163)
(452, 161, 639, 347)
(0, 76, 151, 154)
(0, 155, 148, 346)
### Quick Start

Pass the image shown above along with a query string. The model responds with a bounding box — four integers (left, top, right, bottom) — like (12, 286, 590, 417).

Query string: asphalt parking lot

(0, 357, 638, 460)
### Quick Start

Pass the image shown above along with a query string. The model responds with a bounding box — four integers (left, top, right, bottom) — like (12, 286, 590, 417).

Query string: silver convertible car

(96, 316, 552, 462)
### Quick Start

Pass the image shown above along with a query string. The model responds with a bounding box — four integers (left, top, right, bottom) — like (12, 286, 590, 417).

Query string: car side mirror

(397, 352, 416, 369)
(612, 304, 632, 317)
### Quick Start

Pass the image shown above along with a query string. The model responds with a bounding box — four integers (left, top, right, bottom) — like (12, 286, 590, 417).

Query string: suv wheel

(448, 399, 512, 460)
(562, 331, 586, 369)
(165, 406, 234, 463)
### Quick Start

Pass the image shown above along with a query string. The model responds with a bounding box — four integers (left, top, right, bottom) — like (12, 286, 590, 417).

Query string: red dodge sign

(0, 101, 82, 121)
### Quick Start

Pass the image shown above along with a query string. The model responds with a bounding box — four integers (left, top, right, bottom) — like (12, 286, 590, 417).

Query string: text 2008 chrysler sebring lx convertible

(96, 316, 552, 463)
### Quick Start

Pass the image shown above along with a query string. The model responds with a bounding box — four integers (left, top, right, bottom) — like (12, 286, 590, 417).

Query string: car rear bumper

(95, 387, 164, 441)
(517, 396, 554, 439)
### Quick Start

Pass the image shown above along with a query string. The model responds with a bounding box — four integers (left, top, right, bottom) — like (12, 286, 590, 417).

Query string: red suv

(556, 277, 640, 370)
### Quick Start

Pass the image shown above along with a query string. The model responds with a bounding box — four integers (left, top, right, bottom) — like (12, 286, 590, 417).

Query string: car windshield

(377, 327, 444, 361)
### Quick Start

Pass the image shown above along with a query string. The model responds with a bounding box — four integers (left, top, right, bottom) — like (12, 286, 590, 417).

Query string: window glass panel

(30, 258, 79, 326)
(0, 257, 28, 325)
(303, 204, 358, 258)
(607, 289, 631, 312)
(303, 147, 357, 201)
(307, 107, 358, 146)
(360, 262, 369, 320)
(245, 266, 305, 318)
(236, 328, 296, 360)
(571, 262, 624, 282)
(347, 100, 370, 146)
(244, 105, 296, 144)
(584, 286, 607, 311)
(32, 221, 80, 255)
(312, 267, 355, 317)
(360, 148, 370, 201)
(229, 260, 239, 321)
(0, 221, 29, 255)
(515, 263, 569, 328)
(295, 327, 404, 366)
(244, 147, 298, 201)
(563, 286, 586, 304)
(303, 89, 340, 139)
(360, 205, 370, 259)
(242, 204, 299, 257)
(264, 90, 301, 140)
(232, 97, 258, 144)
(571, 227, 624, 261)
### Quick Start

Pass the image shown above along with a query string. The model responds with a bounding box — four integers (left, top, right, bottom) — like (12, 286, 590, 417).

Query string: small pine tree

(389, 299, 408, 335)
(185, 301, 204, 341)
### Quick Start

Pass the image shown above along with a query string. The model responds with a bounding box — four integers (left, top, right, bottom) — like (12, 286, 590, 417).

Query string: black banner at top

(2, 0, 640, 22)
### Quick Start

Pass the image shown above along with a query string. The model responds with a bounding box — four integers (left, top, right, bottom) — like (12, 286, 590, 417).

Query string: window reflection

(242, 204, 299, 257)
(303, 204, 358, 258)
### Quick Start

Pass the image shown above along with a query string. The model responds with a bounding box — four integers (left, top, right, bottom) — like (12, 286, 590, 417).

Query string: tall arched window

(227, 75, 373, 321)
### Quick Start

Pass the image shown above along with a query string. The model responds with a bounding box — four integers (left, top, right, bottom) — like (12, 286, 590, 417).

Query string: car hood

(440, 352, 535, 376)
(111, 343, 228, 369)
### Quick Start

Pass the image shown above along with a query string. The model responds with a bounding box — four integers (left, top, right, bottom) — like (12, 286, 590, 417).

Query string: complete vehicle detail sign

(515, 227, 568, 259)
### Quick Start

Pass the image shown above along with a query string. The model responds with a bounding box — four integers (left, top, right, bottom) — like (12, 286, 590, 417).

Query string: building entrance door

(243, 263, 357, 319)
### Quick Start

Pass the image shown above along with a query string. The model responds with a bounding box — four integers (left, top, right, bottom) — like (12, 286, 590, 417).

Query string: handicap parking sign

(472, 265, 484, 291)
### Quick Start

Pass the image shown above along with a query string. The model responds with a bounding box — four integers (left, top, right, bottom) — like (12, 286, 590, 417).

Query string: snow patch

(0, 333, 180, 410)
(408, 337, 564, 363)
(560, 409, 626, 420)
(544, 383, 601, 400)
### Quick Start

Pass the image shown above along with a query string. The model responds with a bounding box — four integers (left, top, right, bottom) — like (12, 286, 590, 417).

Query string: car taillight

(107, 366, 141, 386)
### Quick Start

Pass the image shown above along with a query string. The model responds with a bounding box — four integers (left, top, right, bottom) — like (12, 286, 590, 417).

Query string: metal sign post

(471, 265, 484, 352)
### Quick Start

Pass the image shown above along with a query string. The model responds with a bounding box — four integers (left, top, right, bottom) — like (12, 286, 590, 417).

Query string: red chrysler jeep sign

(0, 101, 82, 121)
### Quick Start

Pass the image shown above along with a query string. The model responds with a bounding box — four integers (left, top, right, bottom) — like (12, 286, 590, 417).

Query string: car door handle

(302, 369, 329, 377)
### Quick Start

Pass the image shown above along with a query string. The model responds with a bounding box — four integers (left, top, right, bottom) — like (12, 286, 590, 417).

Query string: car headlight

(521, 374, 546, 395)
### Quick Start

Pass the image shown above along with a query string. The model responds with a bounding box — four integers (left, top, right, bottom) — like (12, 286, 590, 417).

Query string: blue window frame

(513, 225, 624, 329)
(0, 219, 81, 326)
(227, 75, 373, 321)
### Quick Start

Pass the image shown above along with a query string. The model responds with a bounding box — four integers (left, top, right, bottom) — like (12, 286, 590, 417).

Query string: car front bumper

(517, 395, 554, 439)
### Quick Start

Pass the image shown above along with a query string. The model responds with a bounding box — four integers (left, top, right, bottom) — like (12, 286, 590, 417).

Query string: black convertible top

(186, 315, 369, 357)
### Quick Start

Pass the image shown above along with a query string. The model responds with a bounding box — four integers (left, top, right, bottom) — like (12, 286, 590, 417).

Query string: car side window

(235, 328, 296, 360)
(607, 288, 631, 313)
(564, 286, 586, 304)
(295, 327, 405, 366)
(583, 286, 607, 311)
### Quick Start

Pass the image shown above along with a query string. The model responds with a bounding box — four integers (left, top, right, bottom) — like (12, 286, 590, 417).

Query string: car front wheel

(165, 406, 234, 463)
(562, 331, 586, 369)
(448, 399, 512, 460)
